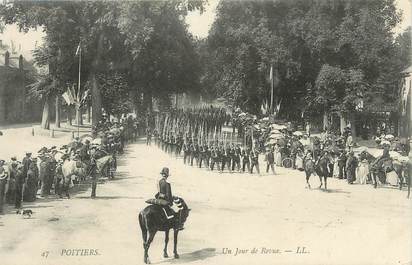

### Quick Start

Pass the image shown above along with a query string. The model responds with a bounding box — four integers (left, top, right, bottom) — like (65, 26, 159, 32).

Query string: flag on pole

(80, 89, 89, 105)
(62, 91, 72, 105)
(269, 65, 273, 82)
(62, 86, 76, 105)
(75, 41, 81, 56)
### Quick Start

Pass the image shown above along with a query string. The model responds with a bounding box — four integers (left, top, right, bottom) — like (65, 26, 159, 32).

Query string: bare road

(0, 141, 411, 265)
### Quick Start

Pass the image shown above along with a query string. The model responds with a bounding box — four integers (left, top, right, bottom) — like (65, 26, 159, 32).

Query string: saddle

(145, 198, 182, 220)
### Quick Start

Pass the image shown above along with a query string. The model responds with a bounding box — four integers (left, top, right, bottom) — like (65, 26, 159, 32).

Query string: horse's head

(174, 197, 191, 224)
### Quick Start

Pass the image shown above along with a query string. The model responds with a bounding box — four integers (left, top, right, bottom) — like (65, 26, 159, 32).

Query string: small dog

(16, 209, 33, 218)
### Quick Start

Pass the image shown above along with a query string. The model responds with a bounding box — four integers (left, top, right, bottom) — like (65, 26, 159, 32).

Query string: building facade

(0, 46, 41, 124)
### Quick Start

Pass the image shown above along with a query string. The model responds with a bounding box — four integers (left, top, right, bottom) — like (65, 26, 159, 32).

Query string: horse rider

(155, 167, 184, 230)
(370, 146, 391, 178)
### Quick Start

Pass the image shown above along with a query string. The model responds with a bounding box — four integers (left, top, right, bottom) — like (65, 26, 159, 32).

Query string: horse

(370, 158, 392, 189)
(304, 153, 333, 190)
(381, 159, 410, 196)
(95, 155, 117, 179)
(138, 197, 191, 264)
(62, 160, 87, 183)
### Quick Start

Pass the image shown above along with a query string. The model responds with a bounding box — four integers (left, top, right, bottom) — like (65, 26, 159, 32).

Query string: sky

(187, 0, 412, 38)
(0, 0, 410, 60)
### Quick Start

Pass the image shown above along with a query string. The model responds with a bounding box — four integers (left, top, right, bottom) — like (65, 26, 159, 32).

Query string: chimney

(4, 50, 10, 66)
(19, 54, 23, 70)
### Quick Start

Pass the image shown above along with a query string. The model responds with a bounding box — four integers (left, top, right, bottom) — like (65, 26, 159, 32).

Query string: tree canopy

(203, 0, 407, 122)
(0, 0, 206, 124)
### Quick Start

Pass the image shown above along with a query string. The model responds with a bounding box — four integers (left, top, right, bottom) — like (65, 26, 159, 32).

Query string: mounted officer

(155, 167, 184, 230)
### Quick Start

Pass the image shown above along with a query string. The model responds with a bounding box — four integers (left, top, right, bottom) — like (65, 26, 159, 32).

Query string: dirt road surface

(0, 142, 411, 265)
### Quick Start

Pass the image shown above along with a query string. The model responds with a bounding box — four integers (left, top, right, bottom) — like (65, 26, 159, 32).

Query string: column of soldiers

(146, 107, 267, 175)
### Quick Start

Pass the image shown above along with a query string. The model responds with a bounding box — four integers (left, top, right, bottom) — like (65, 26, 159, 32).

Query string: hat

(11, 156, 17, 161)
(160, 167, 170, 177)
(38, 147, 48, 153)
(26, 152, 32, 155)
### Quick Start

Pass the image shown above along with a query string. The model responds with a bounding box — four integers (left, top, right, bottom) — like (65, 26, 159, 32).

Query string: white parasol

(92, 138, 102, 145)
(384, 134, 395, 140)
(293, 131, 303, 136)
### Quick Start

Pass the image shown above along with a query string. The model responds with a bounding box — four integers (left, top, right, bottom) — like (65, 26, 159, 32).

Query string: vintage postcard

(0, 0, 411, 264)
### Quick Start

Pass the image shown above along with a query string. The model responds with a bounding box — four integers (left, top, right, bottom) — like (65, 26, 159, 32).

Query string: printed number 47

(41, 251, 49, 258)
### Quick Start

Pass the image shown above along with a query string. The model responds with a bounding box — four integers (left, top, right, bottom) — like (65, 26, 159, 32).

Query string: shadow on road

(76, 195, 143, 200)
(157, 248, 217, 264)
(322, 188, 351, 194)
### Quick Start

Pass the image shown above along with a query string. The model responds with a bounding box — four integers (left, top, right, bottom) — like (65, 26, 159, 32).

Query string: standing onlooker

(295, 149, 304, 171)
(22, 152, 32, 178)
(356, 156, 369, 185)
(146, 127, 152, 146)
(346, 132, 353, 152)
(23, 159, 39, 202)
(0, 160, 8, 214)
(332, 154, 340, 178)
(265, 147, 275, 174)
(274, 144, 282, 167)
(338, 151, 347, 179)
(15, 164, 25, 209)
(346, 151, 358, 184)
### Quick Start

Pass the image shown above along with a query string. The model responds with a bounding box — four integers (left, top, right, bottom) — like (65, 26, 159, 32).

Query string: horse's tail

(139, 211, 148, 245)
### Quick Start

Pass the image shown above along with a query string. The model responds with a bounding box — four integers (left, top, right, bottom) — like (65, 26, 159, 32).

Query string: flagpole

(270, 64, 274, 115)
(77, 42, 81, 138)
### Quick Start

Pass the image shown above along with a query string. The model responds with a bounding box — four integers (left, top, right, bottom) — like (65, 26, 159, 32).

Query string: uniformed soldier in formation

(210, 146, 219, 171)
(232, 144, 241, 172)
(221, 145, 232, 173)
(204, 145, 211, 169)
(183, 142, 190, 164)
(250, 148, 260, 174)
(242, 147, 251, 173)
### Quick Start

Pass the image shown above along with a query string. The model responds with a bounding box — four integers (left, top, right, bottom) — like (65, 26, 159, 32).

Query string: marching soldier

(221, 145, 232, 173)
(250, 148, 260, 174)
(232, 144, 241, 172)
(210, 146, 219, 171)
(242, 147, 251, 173)
(204, 145, 211, 169)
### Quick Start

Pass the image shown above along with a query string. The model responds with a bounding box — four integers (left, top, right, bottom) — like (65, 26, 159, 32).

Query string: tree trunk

(67, 106, 72, 126)
(129, 88, 137, 114)
(143, 89, 152, 113)
(339, 112, 347, 135)
(76, 106, 83, 126)
(91, 73, 102, 126)
(90, 29, 105, 126)
(87, 105, 91, 123)
(323, 112, 328, 131)
(350, 113, 357, 137)
(41, 97, 50, 130)
(55, 96, 61, 128)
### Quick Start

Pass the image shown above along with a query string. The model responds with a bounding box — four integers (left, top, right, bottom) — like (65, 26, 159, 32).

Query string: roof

(0, 47, 38, 73)
(401, 65, 412, 74)
(0, 50, 19, 68)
